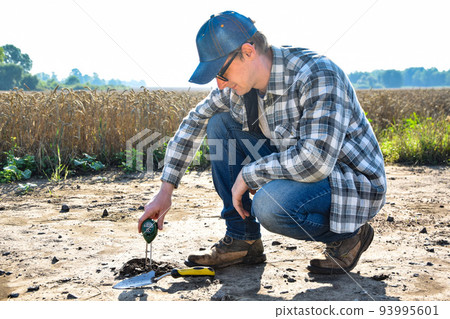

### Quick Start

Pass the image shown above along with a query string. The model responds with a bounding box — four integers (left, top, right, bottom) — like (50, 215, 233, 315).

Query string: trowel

(113, 266, 215, 289)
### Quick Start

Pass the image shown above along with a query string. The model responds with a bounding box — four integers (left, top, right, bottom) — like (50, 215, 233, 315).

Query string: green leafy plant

(186, 139, 210, 173)
(16, 183, 37, 195)
(0, 137, 36, 183)
(152, 142, 169, 172)
(72, 153, 105, 172)
(118, 148, 144, 173)
(380, 113, 449, 164)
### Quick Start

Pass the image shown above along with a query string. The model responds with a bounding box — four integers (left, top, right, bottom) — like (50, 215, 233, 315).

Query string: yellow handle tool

(153, 266, 215, 282)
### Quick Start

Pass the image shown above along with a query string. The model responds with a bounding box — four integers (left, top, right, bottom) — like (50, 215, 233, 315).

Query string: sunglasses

(216, 51, 239, 82)
(216, 42, 253, 82)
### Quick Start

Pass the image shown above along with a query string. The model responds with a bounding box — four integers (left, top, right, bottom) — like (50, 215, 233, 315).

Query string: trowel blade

(112, 270, 156, 289)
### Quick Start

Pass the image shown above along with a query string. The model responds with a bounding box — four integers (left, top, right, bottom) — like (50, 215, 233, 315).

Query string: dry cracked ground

(0, 165, 449, 301)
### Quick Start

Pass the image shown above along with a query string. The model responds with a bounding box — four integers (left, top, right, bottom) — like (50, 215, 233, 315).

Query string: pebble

(420, 227, 428, 234)
(387, 216, 394, 222)
(0, 270, 5, 276)
(67, 293, 78, 300)
(436, 239, 449, 246)
(2, 251, 11, 256)
(8, 293, 19, 298)
(426, 262, 434, 266)
(372, 274, 390, 281)
(0, 206, 5, 211)
(138, 206, 145, 210)
(58, 278, 71, 283)
(102, 209, 109, 218)
(271, 241, 282, 246)
(285, 246, 297, 251)
(60, 204, 70, 213)
(287, 278, 296, 283)
(27, 285, 40, 292)
(52, 257, 59, 264)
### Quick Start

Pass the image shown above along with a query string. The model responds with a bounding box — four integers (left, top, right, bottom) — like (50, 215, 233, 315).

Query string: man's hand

(138, 182, 174, 231)
(231, 170, 255, 219)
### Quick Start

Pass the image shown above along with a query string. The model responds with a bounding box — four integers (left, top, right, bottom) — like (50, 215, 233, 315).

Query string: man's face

(215, 45, 254, 96)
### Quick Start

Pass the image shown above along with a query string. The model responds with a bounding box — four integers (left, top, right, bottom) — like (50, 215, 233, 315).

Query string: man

(138, 11, 387, 274)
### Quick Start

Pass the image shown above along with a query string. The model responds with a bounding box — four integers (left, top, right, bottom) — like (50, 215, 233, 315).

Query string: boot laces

(324, 241, 342, 258)
(212, 236, 233, 249)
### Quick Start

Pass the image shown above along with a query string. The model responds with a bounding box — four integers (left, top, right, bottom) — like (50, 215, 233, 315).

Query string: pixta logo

(126, 129, 170, 174)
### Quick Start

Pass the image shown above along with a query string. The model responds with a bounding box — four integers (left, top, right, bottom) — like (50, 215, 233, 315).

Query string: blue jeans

(206, 112, 357, 243)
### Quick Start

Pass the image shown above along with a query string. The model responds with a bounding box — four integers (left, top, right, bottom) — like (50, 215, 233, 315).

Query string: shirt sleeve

(241, 69, 352, 189)
(161, 88, 231, 188)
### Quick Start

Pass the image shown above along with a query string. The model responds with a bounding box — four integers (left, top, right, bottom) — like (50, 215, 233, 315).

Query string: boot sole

(184, 253, 266, 269)
(307, 224, 374, 275)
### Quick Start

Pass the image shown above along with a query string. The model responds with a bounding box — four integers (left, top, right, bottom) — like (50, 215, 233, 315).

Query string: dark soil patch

(115, 258, 174, 280)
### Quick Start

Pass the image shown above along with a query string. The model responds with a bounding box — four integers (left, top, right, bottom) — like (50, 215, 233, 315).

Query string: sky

(2, 0, 449, 88)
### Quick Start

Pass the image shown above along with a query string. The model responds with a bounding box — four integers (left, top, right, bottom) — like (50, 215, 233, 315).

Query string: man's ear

(241, 43, 256, 60)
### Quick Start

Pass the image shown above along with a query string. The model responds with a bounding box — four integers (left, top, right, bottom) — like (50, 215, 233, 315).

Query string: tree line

(0, 45, 38, 90)
(36, 69, 145, 90)
(349, 68, 450, 89)
(0, 44, 145, 91)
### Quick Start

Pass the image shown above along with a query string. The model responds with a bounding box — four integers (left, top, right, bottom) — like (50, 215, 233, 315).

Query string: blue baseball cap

(189, 11, 257, 85)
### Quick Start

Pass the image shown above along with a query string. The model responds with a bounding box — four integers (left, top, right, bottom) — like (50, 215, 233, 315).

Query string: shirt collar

(266, 45, 287, 96)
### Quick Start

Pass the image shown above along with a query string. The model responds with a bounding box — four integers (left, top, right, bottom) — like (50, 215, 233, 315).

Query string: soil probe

(141, 219, 158, 270)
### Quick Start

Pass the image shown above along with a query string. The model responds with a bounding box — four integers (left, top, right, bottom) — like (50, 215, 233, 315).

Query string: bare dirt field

(0, 165, 449, 301)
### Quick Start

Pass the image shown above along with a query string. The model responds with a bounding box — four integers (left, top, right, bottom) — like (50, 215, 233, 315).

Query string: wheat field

(1, 87, 449, 165)
(357, 88, 450, 132)
(0, 88, 206, 165)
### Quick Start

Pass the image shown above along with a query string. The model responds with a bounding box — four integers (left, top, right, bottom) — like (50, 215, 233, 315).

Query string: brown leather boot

(307, 223, 374, 274)
(185, 235, 266, 268)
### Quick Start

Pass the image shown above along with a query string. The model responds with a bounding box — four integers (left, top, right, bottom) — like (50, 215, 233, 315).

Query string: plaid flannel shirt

(162, 46, 387, 233)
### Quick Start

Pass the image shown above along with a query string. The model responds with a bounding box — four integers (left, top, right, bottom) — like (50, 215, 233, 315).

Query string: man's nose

(216, 78, 228, 90)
